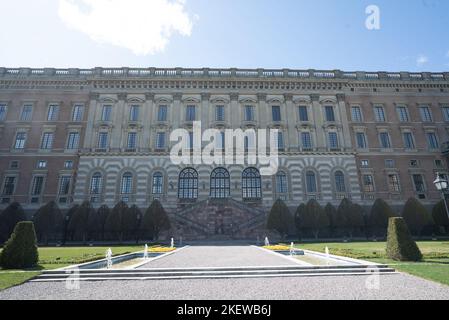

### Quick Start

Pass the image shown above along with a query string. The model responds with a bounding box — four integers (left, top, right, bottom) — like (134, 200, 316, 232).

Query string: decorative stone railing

(0, 67, 448, 82)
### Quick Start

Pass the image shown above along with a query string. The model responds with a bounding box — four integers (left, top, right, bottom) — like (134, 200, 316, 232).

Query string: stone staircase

(168, 198, 269, 240)
(30, 264, 397, 282)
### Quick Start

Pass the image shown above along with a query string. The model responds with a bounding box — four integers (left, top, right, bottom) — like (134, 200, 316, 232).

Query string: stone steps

(30, 264, 396, 282)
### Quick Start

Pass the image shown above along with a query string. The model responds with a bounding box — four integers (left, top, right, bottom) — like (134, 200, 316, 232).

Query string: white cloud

(58, 0, 195, 55)
(416, 54, 429, 67)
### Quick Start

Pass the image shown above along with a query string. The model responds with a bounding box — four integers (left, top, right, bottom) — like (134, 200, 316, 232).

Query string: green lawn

(0, 245, 146, 291)
(294, 241, 449, 286)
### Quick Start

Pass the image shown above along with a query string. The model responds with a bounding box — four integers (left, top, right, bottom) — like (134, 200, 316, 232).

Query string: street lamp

(433, 173, 449, 219)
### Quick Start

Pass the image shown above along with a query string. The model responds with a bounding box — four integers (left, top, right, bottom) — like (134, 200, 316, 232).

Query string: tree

(63, 204, 79, 243)
(266, 199, 293, 239)
(0, 222, 39, 269)
(0, 202, 26, 244)
(104, 201, 128, 242)
(33, 201, 63, 245)
(123, 205, 142, 241)
(347, 203, 366, 239)
(67, 201, 91, 243)
(86, 205, 100, 241)
(324, 203, 337, 237)
(369, 199, 396, 238)
(294, 203, 307, 239)
(402, 198, 434, 237)
(386, 217, 422, 262)
(141, 200, 170, 241)
(297, 199, 329, 240)
(97, 205, 111, 240)
(432, 200, 449, 234)
(335, 198, 352, 237)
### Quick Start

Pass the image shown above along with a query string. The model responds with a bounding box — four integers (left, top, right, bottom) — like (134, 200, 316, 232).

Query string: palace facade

(1, 67, 448, 238)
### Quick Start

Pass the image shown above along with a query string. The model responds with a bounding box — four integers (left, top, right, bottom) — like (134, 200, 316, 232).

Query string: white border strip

(252, 245, 312, 266)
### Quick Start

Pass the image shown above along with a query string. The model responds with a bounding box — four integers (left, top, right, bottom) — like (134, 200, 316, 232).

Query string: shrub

(141, 200, 170, 241)
(386, 217, 422, 262)
(63, 204, 79, 243)
(369, 199, 396, 238)
(0, 222, 39, 269)
(86, 205, 100, 241)
(123, 205, 142, 241)
(68, 201, 91, 242)
(324, 203, 337, 236)
(335, 198, 351, 236)
(266, 199, 292, 239)
(347, 203, 366, 239)
(0, 202, 26, 244)
(96, 205, 111, 240)
(432, 200, 449, 233)
(33, 201, 63, 245)
(402, 198, 434, 237)
(294, 203, 307, 238)
(297, 199, 329, 239)
(104, 201, 129, 242)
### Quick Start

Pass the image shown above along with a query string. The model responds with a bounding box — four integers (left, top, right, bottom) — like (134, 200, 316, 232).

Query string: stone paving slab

(137, 246, 298, 269)
(1, 273, 448, 300)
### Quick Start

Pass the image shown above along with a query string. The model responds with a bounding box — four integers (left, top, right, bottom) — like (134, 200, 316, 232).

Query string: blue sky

(0, 0, 448, 71)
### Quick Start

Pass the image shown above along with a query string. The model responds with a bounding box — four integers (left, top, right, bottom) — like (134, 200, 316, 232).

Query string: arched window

(335, 171, 346, 193)
(306, 171, 317, 193)
(242, 168, 262, 200)
(276, 171, 288, 194)
(152, 172, 164, 195)
(178, 168, 198, 200)
(90, 172, 103, 203)
(210, 168, 230, 198)
(121, 172, 133, 196)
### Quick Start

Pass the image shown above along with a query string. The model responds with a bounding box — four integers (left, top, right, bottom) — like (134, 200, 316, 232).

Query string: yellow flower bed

(263, 245, 291, 251)
(148, 247, 176, 253)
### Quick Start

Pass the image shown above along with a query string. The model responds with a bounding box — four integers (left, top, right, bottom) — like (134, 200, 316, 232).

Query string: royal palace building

(1, 67, 449, 239)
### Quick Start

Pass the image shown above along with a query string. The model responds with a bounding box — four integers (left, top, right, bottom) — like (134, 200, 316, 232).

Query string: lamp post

(433, 173, 449, 219)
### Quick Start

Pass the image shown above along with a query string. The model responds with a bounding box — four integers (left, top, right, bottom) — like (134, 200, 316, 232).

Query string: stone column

(284, 94, 296, 151)
(112, 93, 126, 150)
(257, 93, 268, 128)
(143, 93, 154, 151)
(337, 94, 352, 151)
(311, 94, 325, 150)
(230, 93, 239, 126)
(84, 93, 99, 149)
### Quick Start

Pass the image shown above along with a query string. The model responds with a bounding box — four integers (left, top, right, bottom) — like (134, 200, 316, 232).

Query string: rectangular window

(442, 106, 449, 122)
(127, 132, 137, 149)
(9, 161, 19, 169)
(157, 105, 167, 121)
(328, 132, 339, 150)
(427, 132, 439, 149)
(129, 105, 140, 121)
(14, 132, 27, 149)
(101, 105, 112, 121)
(156, 132, 166, 149)
(298, 106, 309, 122)
(186, 105, 196, 121)
(412, 174, 426, 193)
(361, 160, 369, 168)
(58, 176, 71, 195)
(215, 132, 225, 149)
(385, 159, 395, 168)
(66, 132, 80, 149)
(325, 106, 335, 122)
(244, 106, 254, 121)
(403, 132, 415, 149)
(379, 132, 391, 149)
(272, 106, 281, 122)
(31, 176, 44, 196)
(351, 106, 362, 122)
(47, 105, 59, 121)
(362, 175, 375, 193)
(397, 106, 409, 122)
(388, 174, 400, 192)
(20, 105, 33, 121)
(420, 106, 433, 122)
(277, 132, 284, 150)
(40, 132, 54, 150)
(301, 132, 313, 150)
(374, 106, 386, 122)
(0, 104, 7, 121)
(356, 132, 367, 149)
(64, 161, 73, 169)
(37, 160, 47, 169)
(2, 177, 16, 196)
(72, 105, 84, 122)
(98, 132, 108, 149)
(215, 105, 225, 122)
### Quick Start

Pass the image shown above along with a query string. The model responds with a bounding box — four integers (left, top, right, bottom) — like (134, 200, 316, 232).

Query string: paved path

(1, 273, 448, 300)
(138, 246, 298, 268)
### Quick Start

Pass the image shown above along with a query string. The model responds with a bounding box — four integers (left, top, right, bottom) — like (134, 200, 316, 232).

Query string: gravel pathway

(138, 246, 298, 268)
(1, 273, 448, 300)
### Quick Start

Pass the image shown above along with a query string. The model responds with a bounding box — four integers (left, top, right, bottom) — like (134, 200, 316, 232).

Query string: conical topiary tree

(86, 205, 100, 241)
(432, 200, 449, 234)
(104, 201, 129, 242)
(267, 199, 293, 240)
(141, 200, 170, 241)
(324, 203, 337, 237)
(335, 198, 351, 237)
(347, 203, 366, 239)
(369, 199, 396, 238)
(297, 199, 329, 240)
(63, 204, 79, 243)
(68, 201, 91, 243)
(294, 203, 307, 239)
(386, 217, 422, 262)
(0, 202, 26, 244)
(123, 205, 141, 241)
(402, 198, 434, 237)
(33, 201, 63, 245)
(0, 222, 39, 269)
(97, 205, 111, 241)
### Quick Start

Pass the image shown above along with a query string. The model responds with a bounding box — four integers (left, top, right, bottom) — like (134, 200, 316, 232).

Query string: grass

(292, 241, 449, 286)
(0, 245, 147, 291)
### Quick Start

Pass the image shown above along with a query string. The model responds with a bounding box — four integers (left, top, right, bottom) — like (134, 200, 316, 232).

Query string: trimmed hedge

(386, 217, 422, 262)
(0, 222, 39, 269)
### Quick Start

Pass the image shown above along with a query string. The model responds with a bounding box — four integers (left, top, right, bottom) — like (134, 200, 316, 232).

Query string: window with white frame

(277, 131, 284, 151)
(396, 106, 409, 122)
(215, 105, 225, 122)
(356, 132, 367, 149)
(30, 176, 44, 199)
(2, 177, 16, 196)
(419, 105, 433, 122)
(90, 173, 103, 202)
(64, 161, 73, 169)
(40, 132, 54, 150)
(301, 132, 313, 150)
(72, 105, 84, 122)
(37, 160, 47, 169)
(298, 106, 309, 122)
(152, 172, 164, 195)
(403, 132, 415, 150)
(129, 105, 140, 121)
(97, 132, 108, 149)
(379, 132, 391, 149)
(412, 174, 426, 193)
(101, 105, 112, 121)
(47, 105, 59, 121)
(351, 106, 362, 122)
(14, 132, 27, 149)
(0, 104, 7, 121)
(362, 175, 375, 192)
(186, 105, 196, 121)
(20, 105, 33, 121)
(157, 105, 167, 122)
(374, 105, 386, 122)
(388, 174, 401, 192)
(66, 132, 80, 149)
(244, 105, 255, 121)
(58, 176, 71, 196)
(127, 132, 137, 149)
(272, 106, 281, 122)
(427, 132, 439, 149)
(325, 106, 335, 122)
(275, 172, 288, 194)
(442, 106, 449, 122)
(306, 171, 317, 193)
(156, 132, 166, 149)
(120, 173, 133, 197)
(328, 132, 339, 150)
